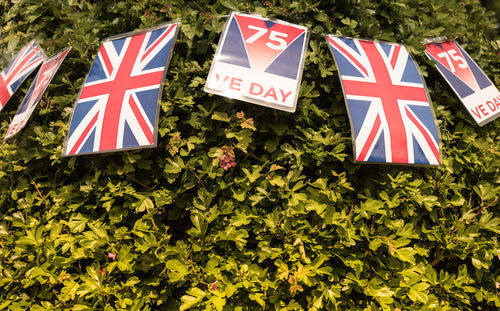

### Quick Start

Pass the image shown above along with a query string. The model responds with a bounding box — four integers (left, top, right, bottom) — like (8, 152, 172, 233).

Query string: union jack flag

(327, 36, 440, 165)
(0, 40, 45, 111)
(65, 23, 179, 156)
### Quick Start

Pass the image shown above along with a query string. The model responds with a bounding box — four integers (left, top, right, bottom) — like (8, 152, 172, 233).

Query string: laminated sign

(424, 39, 500, 126)
(327, 36, 440, 166)
(205, 12, 308, 112)
(64, 22, 179, 156)
(0, 41, 45, 112)
(5, 47, 71, 140)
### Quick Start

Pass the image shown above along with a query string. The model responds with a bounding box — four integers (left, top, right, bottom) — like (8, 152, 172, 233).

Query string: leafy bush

(0, 0, 499, 310)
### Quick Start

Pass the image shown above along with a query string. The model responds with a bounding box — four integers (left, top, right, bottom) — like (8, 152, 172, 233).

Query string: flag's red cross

(71, 30, 172, 154)
(330, 39, 438, 163)
(0, 48, 40, 107)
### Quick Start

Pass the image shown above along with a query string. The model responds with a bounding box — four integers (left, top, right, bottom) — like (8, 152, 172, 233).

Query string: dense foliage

(0, 0, 499, 310)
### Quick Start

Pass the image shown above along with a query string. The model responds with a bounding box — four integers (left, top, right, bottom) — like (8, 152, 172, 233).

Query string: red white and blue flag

(205, 12, 308, 112)
(327, 36, 440, 165)
(0, 41, 45, 111)
(424, 40, 500, 126)
(5, 47, 71, 140)
(64, 22, 179, 156)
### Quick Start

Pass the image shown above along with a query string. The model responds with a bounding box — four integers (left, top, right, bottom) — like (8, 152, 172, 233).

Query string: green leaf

(211, 296, 226, 311)
(211, 112, 231, 122)
(138, 197, 154, 213)
(242, 167, 261, 183)
(166, 260, 190, 282)
(394, 247, 417, 264)
(180, 287, 206, 311)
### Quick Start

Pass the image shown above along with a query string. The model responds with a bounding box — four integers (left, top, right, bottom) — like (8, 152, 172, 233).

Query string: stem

(27, 171, 44, 200)
(188, 166, 205, 187)
(64, 74, 75, 91)
(431, 241, 443, 266)
(111, 162, 152, 190)
(244, 152, 260, 161)
(346, 199, 355, 223)
(192, 0, 208, 14)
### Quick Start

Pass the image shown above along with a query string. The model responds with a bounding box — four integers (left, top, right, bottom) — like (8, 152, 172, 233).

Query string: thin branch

(188, 167, 206, 187)
(146, 207, 159, 232)
(430, 241, 442, 266)
(471, 197, 498, 220)
(64, 74, 75, 91)
(244, 152, 260, 161)
(346, 199, 355, 223)
(192, 0, 208, 14)
(449, 197, 498, 235)
(27, 171, 44, 200)
(111, 162, 152, 191)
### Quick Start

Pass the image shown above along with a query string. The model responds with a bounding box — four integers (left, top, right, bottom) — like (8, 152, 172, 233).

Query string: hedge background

(0, 0, 499, 310)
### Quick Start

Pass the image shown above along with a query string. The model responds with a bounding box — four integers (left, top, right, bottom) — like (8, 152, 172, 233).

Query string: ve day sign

(205, 12, 308, 112)
(424, 39, 500, 126)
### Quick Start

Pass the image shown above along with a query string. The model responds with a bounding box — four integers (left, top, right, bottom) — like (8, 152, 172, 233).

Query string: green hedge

(0, 0, 499, 310)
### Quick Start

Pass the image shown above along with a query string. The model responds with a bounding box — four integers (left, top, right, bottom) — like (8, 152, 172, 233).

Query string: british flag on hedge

(0, 41, 45, 111)
(327, 36, 440, 165)
(64, 22, 179, 156)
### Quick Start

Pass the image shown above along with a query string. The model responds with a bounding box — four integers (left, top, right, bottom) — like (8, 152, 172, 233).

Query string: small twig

(192, 0, 208, 14)
(27, 171, 44, 200)
(470, 197, 498, 220)
(111, 162, 152, 190)
(449, 197, 498, 235)
(146, 207, 159, 232)
(430, 241, 442, 266)
(244, 152, 260, 161)
(188, 166, 205, 187)
(64, 74, 75, 91)
(346, 199, 355, 223)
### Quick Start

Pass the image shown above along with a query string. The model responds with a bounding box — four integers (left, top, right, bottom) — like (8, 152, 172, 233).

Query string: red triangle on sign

(425, 41, 479, 91)
(234, 14, 305, 72)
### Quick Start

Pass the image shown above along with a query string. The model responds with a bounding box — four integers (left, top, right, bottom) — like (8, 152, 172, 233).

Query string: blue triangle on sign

(218, 18, 251, 68)
(79, 127, 96, 154)
(401, 55, 422, 84)
(412, 135, 429, 165)
(112, 37, 126, 55)
(123, 121, 140, 148)
(264, 20, 275, 29)
(347, 99, 371, 136)
(69, 99, 99, 135)
(379, 43, 392, 57)
(458, 45, 492, 90)
(265, 33, 305, 79)
(407, 104, 438, 143)
(435, 61, 474, 98)
(367, 131, 385, 162)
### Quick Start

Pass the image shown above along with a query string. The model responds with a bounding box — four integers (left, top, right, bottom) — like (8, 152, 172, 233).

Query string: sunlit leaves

(0, 0, 499, 310)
